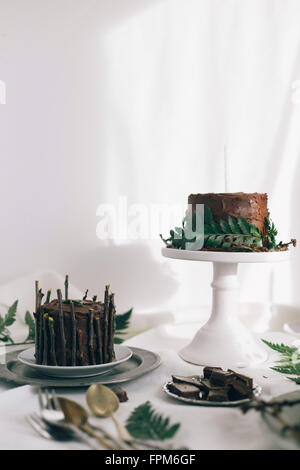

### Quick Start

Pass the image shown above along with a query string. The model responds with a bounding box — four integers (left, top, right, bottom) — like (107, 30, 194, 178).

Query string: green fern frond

(237, 216, 251, 235)
(126, 401, 180, 441)
(228, 216, 241, 233)
(261, 339, 298, 356)
(204, 205, 214, 225)
(289, 377, 300, 384)
(219, 220, 231, 233)
(114, 308, 133, 344)
(24, 311, 35, 342)
(264, 213, 279, 249)
(0, 300, 19, 344)
(113, 337, 124, 344)
(115, 308, 133, 332)
(4, 300, 18, 327)
(262, 338, 300, 384)
(271, 364, 300, 375)
(161, 205, 263, 251)
(161, 202, 294, 253)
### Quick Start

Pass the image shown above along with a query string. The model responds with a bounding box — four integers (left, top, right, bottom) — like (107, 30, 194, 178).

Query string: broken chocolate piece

(200, 378, 230, 398)
(200, 379, 224, 391)
(209, 369, 236, 386)
(110, 385, 128, 403)
(228, 369, 253, 389)
(207, 388, 229, 402)
(203, 366, 222, 379)
(228, 380, 253, 401)
(168, 382, 202, 400)
(171, 375, 202, 388)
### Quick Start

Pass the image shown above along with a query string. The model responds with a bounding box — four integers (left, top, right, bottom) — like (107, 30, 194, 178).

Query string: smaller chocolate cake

(34, 276, 116, 367)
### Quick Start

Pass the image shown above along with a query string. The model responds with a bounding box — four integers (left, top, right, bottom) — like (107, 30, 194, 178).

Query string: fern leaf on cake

(161, 207, 262, 251)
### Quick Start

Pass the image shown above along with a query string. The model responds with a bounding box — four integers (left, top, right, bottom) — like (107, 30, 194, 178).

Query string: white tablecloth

(0, 322, 299, 450)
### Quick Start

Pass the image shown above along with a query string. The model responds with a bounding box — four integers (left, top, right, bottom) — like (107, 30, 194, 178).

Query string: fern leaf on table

(271, 364, 300, 375)
(289, 377, 300, 384)
(126, 401, 180, 441)
(262, 339, 300, 383)
(261, 339, 298, 356)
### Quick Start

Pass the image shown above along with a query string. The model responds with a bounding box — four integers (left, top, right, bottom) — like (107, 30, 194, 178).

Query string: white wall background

(0, 0, 300, 317)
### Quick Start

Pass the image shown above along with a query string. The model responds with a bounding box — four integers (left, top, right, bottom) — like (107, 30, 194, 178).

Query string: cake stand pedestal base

(162, 248, 290, 368)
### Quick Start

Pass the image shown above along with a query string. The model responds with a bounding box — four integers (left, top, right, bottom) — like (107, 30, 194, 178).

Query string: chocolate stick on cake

(33, 276, 116, 367)
(108, 293, 116, 362)
(64, 275, 69, 301)
(88, 309, 96, 365)
(57, 289, 67, 366)
(103, 285, 110, 363)
(70, 301, 77, 366)
(35, 281, 39, 312)
(45, 289, 51, 305)
(83, 289, 88, 301)
(94, 316, 103, 364)
(36, 307, 43, 364)
(42, 312, 48, 366)
(48, 317, 57, 366)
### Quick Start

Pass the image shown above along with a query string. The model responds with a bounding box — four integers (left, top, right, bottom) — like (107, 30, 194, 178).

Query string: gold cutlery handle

(111, 414, 138, 449)
(80, 423, 118, 450)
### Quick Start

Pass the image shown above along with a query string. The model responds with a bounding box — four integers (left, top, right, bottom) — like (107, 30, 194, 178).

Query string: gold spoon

(57, 396, 118, 450)
(86, 384, 136, 449)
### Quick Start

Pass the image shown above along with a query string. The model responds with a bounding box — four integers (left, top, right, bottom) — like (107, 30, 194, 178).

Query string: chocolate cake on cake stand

(162, 247, 291, 368)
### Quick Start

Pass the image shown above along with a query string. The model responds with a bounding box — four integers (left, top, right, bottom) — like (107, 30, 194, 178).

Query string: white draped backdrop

(0, 0, 300, 332)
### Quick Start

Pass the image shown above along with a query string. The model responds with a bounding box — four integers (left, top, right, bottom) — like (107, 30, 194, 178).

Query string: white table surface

(0, 321, 299, 450)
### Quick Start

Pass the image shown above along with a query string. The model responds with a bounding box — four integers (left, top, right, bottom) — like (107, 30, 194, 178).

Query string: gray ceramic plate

(0, 345, 161, 387)
(163, 381, 262, 407)
(18, 345, 132, 378)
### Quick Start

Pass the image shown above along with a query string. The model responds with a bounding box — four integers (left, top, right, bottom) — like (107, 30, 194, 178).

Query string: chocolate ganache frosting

(34, 280, 116, 367)
(188, 192, 268, 234)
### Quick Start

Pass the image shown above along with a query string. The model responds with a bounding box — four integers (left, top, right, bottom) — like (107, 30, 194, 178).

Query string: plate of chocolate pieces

(164, 366, 261, 406)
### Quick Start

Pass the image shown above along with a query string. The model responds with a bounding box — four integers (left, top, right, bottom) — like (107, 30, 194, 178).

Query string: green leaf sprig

(126, 401, 180, 441)
(0, 300, 18, 344)
(114, 308, 133, 344)
(262, 339, 300, 384)
(160, 206, 294, 252)
(203, 206, 262, 250)
(24, 311, 35, 342)
(0, 301, 36, 345)
(161, 206, 263, 251)
(240, 394, 300, 440)
(263, 214, 278, 249)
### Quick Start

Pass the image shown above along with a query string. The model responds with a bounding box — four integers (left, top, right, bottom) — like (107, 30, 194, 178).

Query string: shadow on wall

(80, 0, 163, 31)
(0, 0, 164, 284)
(64, 241, 178, 313)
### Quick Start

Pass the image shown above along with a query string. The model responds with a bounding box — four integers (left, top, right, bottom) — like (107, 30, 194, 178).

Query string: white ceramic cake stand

(162, 247, 291, 367)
